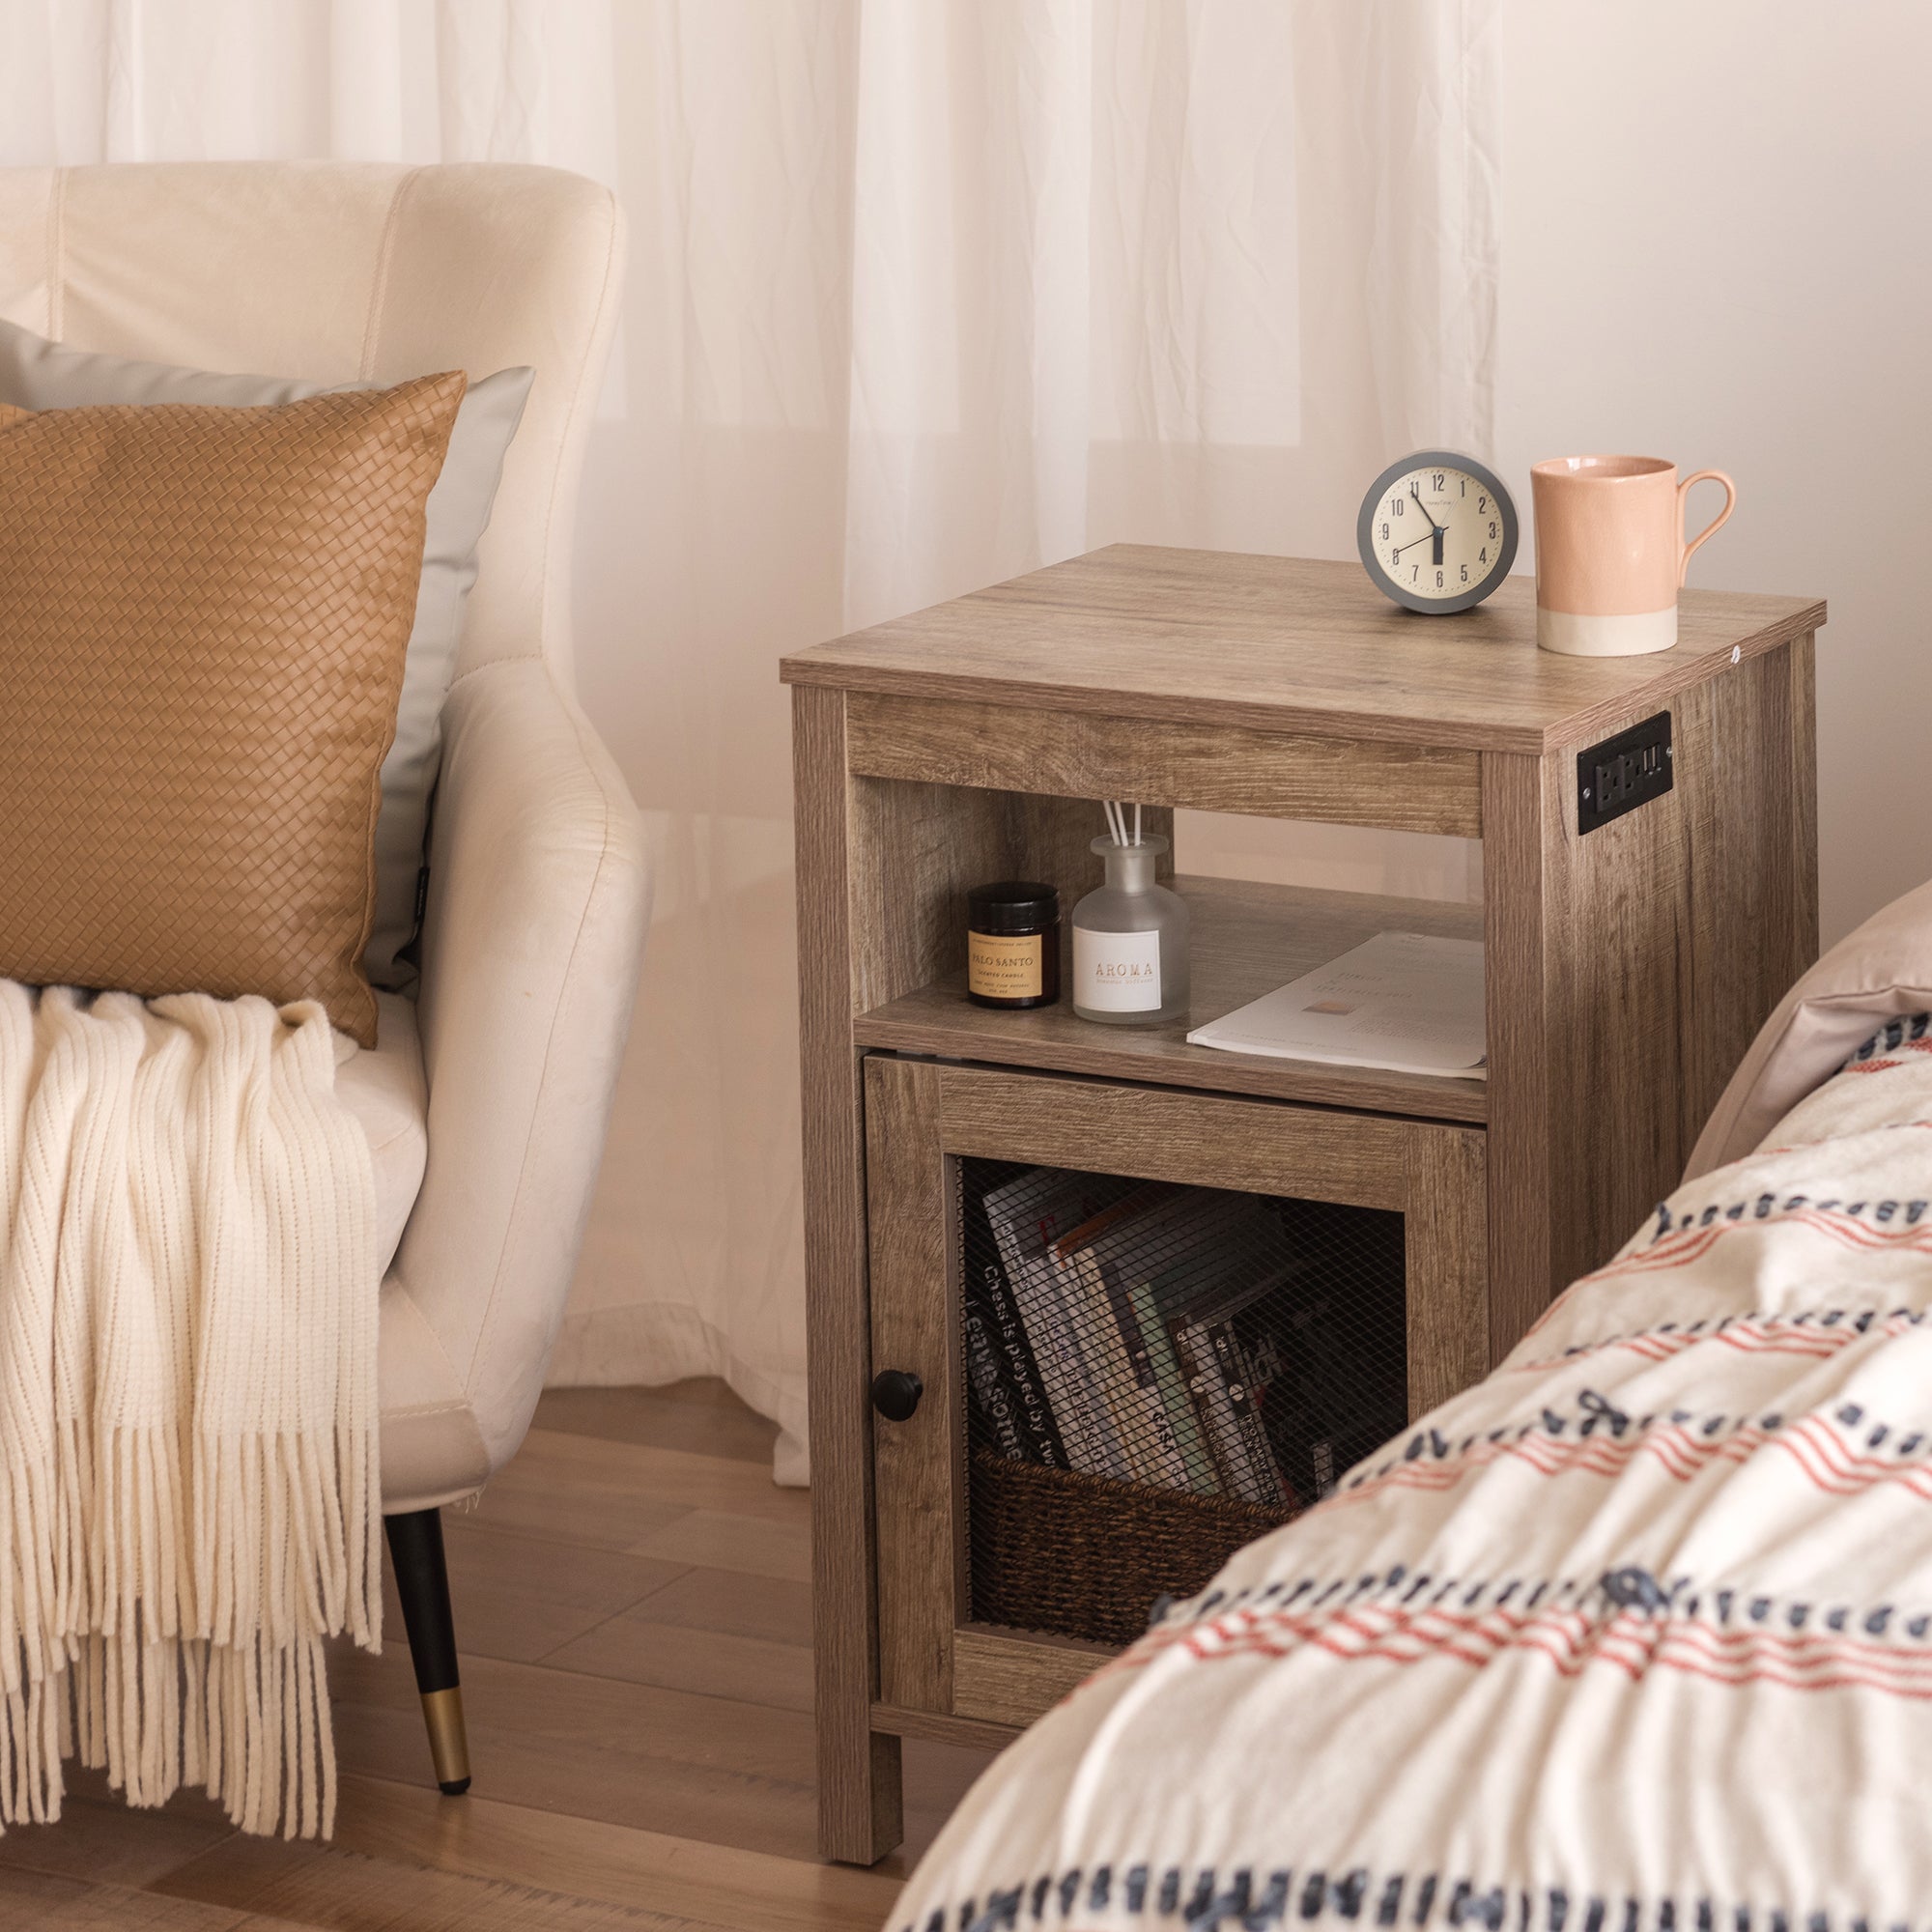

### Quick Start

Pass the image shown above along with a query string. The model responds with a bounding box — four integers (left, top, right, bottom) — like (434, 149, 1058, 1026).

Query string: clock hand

(1393, 528, 1439, 557)
(1409, 484, 1444, 533)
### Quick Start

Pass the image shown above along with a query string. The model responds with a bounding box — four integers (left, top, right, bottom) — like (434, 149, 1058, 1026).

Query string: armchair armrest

(385, 657, 650, 1494)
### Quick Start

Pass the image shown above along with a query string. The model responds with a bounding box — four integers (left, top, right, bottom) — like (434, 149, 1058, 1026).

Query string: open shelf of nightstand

(854, 874, 1488, 1123)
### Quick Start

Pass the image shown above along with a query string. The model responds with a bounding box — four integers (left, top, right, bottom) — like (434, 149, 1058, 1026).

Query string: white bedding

(895, 1018, 1932, 1932)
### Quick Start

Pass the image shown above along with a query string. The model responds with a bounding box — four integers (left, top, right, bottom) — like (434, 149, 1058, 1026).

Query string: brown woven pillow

(0, 372, 466, 1046)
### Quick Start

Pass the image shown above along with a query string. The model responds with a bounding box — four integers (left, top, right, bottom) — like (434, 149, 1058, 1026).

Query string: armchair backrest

(0, 161, 622, 687)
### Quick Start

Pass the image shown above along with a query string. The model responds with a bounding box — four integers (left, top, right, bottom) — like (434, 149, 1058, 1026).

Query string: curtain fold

(0, 0, 1501, 1486)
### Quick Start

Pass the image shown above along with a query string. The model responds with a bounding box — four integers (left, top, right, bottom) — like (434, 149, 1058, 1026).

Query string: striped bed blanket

(894, 1021, 1932, 1932)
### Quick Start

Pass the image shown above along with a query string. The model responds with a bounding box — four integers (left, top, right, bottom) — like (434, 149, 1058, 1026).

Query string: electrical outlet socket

(1577, 711, 1672, 834)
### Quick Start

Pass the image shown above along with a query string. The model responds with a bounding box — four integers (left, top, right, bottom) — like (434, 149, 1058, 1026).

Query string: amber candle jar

(965, 881, 1062, 1009)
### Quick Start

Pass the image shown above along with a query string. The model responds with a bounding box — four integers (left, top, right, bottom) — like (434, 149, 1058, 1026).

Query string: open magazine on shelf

(1184, 928, 1485, 1079)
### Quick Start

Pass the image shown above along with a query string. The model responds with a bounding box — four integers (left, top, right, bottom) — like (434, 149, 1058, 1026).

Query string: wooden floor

(0, 1381, 994, 1929)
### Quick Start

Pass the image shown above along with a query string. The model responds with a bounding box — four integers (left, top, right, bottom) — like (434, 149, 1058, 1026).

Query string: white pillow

(0, 316, 533, 991)
(1684, 876, 1932, 1179)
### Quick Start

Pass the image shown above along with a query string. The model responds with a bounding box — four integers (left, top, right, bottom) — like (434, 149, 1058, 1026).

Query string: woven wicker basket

(968, 1446, 1293, 1648)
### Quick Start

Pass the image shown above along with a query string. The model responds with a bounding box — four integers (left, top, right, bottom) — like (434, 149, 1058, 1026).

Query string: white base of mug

(1536, 605, 1677, 657)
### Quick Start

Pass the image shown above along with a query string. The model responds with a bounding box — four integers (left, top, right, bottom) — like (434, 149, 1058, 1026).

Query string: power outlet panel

(1577, 711, 1672, 834)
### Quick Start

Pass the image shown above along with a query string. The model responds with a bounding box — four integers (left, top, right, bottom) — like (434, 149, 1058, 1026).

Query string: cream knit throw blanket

(0, 983, 379, 1840)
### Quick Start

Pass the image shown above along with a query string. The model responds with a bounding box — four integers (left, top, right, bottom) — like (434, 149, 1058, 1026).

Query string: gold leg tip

(420, 1686, 471, 1796)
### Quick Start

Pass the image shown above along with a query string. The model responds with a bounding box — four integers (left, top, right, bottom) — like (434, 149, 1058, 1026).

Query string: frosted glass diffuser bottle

(1071, 833, 1190, 1024)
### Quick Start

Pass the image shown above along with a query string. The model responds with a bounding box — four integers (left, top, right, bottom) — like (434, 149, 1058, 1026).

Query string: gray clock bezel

(1356, 448, 1520, 615)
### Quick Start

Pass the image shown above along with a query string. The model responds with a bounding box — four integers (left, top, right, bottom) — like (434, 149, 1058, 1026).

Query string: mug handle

(1678, 469, 1737, 585)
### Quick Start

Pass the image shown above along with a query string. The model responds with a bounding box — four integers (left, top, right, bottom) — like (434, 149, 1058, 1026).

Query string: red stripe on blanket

(1502, 1315, 1875, 1376)
(1588, 1210, 1932, 1285)
(1515, 1192, 1932, 1320)
(1105, 1602, 1932, 1700)
(1322, 1413, 1932, 1510)
(1323, 1420, 1765, 1504)
(1843, 1041, 1932, 1072)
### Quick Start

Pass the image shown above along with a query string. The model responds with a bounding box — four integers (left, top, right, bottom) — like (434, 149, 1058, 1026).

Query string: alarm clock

(1356, 450, 1519, 614)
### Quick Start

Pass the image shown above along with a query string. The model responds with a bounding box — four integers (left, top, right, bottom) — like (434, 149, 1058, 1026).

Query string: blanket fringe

(0, 985, 380, 1839)
(0, 1424, 377, 1837)
(0, 1628, 338, 1838)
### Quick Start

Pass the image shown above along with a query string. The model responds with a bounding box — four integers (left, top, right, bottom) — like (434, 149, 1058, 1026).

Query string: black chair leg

(384, 1507, 471, 1795)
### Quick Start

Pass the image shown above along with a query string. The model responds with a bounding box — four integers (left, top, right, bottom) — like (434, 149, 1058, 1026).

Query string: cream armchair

(0, 162, 649, 1794)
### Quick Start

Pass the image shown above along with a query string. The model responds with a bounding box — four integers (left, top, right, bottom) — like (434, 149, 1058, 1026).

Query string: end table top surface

(781, 546, 1824, 753)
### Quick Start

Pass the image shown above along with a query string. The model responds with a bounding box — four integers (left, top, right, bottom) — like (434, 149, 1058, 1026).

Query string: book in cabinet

(785, 547, 1822, 1862)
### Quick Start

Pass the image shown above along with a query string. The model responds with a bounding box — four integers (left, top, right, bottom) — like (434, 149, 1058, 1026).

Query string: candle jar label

(1074, 927, 1162, 1011)
(968, 931, 1044, 1001)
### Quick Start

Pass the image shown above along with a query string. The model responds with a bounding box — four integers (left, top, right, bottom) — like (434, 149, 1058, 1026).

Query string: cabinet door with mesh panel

(863, 1055, 1489, 1733)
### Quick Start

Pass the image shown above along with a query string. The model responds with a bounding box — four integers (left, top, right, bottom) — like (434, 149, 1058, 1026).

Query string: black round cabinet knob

(870, 1370, 923, 1422)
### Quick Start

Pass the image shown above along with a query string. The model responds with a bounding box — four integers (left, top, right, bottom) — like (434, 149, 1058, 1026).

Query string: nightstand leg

(797, 686, 905, 1862)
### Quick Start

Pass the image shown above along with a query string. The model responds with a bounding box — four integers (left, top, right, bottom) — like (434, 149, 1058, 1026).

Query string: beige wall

(1495, 0, 1930, 946)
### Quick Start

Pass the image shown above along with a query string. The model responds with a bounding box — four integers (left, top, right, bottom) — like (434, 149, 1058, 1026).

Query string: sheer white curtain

(0, 0, 616, 174)
(0, 0, 1500, 1485)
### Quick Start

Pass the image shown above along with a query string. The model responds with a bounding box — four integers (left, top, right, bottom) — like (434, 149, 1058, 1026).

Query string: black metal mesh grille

(959, 1156, 1406, 1645)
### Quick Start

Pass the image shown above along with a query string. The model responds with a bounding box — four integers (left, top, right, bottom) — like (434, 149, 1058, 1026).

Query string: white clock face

(1370, 464, 1508, 602)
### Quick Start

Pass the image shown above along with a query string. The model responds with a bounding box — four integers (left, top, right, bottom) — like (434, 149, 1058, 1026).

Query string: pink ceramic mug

(1530, 455, 1736, 657)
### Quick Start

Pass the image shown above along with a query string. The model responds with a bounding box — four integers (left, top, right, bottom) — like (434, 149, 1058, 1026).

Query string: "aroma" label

(1073, 927, 1161, 1012)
